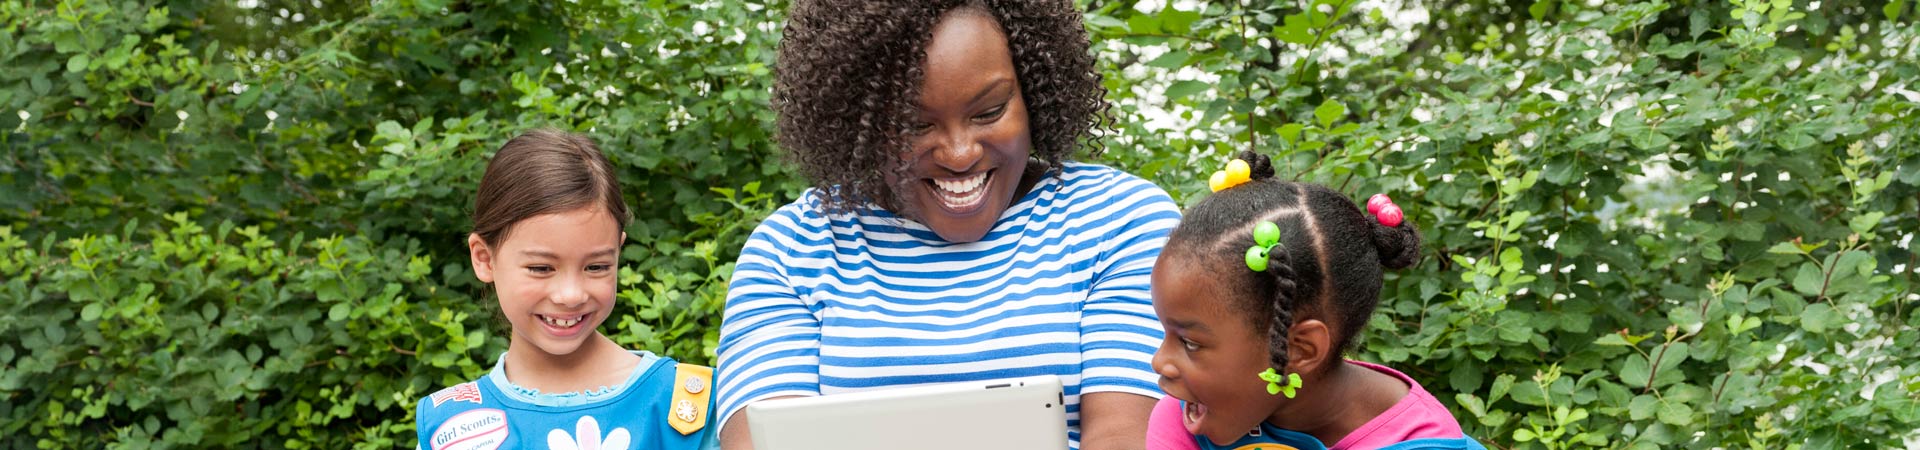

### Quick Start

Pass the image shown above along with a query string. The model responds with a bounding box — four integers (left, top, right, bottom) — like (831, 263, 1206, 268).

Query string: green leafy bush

(3, 0, 787, 447)
(2, 0, 1916, 448)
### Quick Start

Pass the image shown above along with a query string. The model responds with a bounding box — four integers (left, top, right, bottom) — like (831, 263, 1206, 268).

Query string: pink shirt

(1146, 360, 1468, 450)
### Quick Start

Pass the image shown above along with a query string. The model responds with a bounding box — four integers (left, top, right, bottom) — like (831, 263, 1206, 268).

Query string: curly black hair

(772, 0, 1111, 214)
(1164, 150, 1423, 373)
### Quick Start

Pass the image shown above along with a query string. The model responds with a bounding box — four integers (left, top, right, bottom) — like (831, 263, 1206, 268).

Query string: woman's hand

(718, 396, 804, 450)
(1077, 392, 1157, 450)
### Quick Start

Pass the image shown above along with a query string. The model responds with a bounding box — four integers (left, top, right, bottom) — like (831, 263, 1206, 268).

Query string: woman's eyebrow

(968, 78, 1013, 105)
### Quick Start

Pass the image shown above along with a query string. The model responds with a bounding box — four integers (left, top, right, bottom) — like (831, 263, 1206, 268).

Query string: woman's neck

(501, 333, 641, 394)
(1266, 361, 1410, 445)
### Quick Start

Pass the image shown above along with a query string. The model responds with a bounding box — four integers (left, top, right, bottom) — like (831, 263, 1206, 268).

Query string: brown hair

(470, 129, 630, 248)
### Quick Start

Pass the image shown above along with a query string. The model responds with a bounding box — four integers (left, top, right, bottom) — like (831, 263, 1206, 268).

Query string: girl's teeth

(541, 315, 583, 327)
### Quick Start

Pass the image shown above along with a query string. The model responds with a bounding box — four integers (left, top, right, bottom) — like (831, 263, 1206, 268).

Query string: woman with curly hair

(714, 1, 1179, 449)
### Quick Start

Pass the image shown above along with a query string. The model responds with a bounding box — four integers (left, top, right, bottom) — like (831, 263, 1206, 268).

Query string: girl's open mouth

(536, 313, 591, 337)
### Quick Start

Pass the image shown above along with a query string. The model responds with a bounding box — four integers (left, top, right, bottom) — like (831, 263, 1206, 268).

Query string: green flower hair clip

(1257, 368, 1303, 398)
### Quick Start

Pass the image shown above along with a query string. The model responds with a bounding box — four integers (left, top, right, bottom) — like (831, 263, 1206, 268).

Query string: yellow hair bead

(1225, 159, 1250, 185)
(1209, 159, 1253, 192)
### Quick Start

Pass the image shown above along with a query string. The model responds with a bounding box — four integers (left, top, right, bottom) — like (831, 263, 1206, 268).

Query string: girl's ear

(468, 233, 496, 283)
(1285, 319, 1335, 375)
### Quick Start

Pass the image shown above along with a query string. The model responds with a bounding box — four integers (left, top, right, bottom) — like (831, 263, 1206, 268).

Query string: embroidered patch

(549, 416, 633, 450)
(431, 382, 484, 407)
(429, 408, 509, 450)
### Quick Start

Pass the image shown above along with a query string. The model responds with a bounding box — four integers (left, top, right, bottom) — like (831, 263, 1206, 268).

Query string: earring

(1257, 368, 1303, 398)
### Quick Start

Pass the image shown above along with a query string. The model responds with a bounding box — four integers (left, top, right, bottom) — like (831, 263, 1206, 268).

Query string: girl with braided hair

(1145, 151, 1481, 450)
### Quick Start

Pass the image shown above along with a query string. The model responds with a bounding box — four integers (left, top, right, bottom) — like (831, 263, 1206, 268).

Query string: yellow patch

(667, 363, 712, 435)
(1229, 444, 1301, 450)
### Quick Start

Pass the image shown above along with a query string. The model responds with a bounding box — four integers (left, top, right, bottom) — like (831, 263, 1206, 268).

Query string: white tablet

(746, 375, 1068, 450)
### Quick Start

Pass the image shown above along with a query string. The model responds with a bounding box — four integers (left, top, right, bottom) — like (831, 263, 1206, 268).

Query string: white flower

(16, 110, 26, 121)
(1410, 107, 1432, 122)
(1889, 86, 1920, 102)
(1597, 96, 1635, 128)
(547, 416, 631, 450)
(1532, 84, 1569, 102)
(174, 110, 190, 132)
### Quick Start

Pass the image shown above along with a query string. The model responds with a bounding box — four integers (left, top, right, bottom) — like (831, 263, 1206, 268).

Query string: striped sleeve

(1078, 172, 1180, 398)
(714, 199, 827, 432)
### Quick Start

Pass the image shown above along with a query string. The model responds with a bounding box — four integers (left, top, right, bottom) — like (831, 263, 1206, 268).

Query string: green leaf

(1276, 124, 1305, 146)
(1499, 247, 1524, 273)
(1887, 0, 1906, 20)
(81, 303, 103, 322)
(1767, 241, 1805, 255)
(1146, 50, 1191, 69)
(67, 54, 90, 73)
(328, 303, 351, 322)
(1620, 354, 1651, 388)
(1849, 212, 1886, 236)
(1126, 14, 1163, 34)
(1159, 9, 1201, 33)
(1275, 13, 1315, 45)
(1451, 366, 1484, 393)
(1774, 132, 1816, 150)
(1315, 99, 1346, 128)
(1629, 395, 1660, 420)
(1490, 374, 1515, 404)
(1165, 80, 1210, 102)
(1791, 262, 1824, 297)
(1529, 0, 1554, 20)
(1657, 401, 1694, 426)
(1511, 380, 1548, 405)
(1801, 302, 1834, 333)
(1084, 13, 1125, 29)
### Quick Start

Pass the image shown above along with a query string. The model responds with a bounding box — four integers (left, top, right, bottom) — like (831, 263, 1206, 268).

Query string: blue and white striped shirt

(715, 163, 1179, 448)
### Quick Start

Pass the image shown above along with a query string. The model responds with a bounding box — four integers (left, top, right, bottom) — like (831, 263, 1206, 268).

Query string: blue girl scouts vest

(1187, 402, 1485, 450)
(416, 354, 717, 450)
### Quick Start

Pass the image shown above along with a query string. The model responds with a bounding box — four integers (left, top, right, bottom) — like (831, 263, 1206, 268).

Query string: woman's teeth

(933, 172, 990, 209)
(539, 314, 584, 328)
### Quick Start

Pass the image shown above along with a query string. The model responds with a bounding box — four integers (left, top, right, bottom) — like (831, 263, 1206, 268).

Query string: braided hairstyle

(1163, 151, 1422, 374)
(771, 0, 1110, 214)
